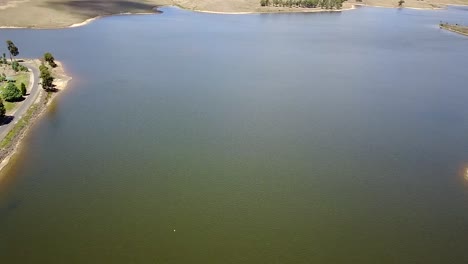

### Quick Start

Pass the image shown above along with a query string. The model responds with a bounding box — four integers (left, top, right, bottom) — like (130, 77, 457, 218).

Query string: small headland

(440, 22, 468, 36)
(0, 43, 71, 182)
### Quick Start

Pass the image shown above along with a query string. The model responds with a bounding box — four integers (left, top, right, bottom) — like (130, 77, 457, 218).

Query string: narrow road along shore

(0, 62, 40, 141)
(0, 60, 71, 179)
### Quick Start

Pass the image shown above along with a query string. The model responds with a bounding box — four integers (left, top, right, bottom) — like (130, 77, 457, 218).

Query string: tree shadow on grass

(0, 116, 14, 126)
(5, 97, 25, 103)
(42, 0, 161, 17)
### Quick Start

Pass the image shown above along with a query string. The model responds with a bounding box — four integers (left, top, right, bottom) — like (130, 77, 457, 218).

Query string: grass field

(0, 103, 37, 149)
(0, 72, 30, 111)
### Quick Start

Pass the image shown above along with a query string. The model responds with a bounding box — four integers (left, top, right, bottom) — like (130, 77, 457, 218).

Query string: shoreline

(0, 3, 461, 182)
(190, 4, 358, 15)
(0, 60, 71, 181)
(440, 24, 468, 36)
(0, 3, 459, 30)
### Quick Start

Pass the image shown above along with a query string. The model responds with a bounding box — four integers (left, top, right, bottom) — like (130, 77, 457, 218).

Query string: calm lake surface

(0, 6, 468, 263)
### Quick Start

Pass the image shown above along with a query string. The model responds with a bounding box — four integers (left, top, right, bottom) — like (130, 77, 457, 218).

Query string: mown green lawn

(0, 72, 30, 111)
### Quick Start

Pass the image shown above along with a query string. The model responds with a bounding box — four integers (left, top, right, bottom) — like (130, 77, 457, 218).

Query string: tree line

(0, 39, 58, 119)
(260, 0, 346, 9)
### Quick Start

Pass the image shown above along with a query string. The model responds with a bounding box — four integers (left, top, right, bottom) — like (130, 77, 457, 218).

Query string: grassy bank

(0, 72, 30, 111)
(0, 103, 38, 149)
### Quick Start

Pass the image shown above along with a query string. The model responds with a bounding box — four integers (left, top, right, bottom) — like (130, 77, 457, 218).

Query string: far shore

(0, 0, 466, 29)
(440, 22, 468, 36)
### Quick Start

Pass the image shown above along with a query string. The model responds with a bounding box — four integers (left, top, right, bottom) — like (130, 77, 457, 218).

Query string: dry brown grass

(440, 23, 468, 36)
(0, 0, 466, 28)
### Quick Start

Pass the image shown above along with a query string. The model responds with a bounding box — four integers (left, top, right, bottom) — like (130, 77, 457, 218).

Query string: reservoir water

(0, 6, 468, 263)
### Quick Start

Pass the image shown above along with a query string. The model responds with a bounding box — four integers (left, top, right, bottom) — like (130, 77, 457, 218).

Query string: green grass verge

(4, 102, 15, 111)
(0, 72, 30, 111)
(0, 103, 38, 149)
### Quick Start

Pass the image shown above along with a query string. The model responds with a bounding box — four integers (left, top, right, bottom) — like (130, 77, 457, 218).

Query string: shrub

(11, 61, 19, 72)
(39, 65, 54, 90)
(0, 99, 5, 119)
(11, 61, 27, 72)
(44, 52, 57, 68)
(18, 65, 28, 72)
(3, 82, 22, 102)
(39, 64, 48, 74)
(20, 82, 26, 96)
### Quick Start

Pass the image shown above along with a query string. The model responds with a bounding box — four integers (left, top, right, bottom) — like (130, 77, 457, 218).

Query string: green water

(0, 6, 468, 263)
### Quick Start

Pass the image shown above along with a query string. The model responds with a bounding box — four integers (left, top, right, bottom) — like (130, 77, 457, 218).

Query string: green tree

(0, 98, 6, 119)
(39, 64, 48, 74)
(44, 52, 57, 68)
(398, 0, 405, 6)
(6, 40, 19, 62)
(20, 82, 27, 96)
(0, 99, 5, 119)
(42, 72, 54, 90)
(3, 82, 22, 102)
(40, 65, 54, 91)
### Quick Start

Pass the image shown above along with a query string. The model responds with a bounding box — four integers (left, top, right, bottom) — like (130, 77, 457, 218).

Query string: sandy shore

(0, 60, 71, 182)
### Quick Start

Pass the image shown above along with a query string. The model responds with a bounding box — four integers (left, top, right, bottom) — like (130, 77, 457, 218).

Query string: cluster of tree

(11, 61, 28, 72)
(260, 0, 346, 9)
(0, 41, 58, 119)
(0, 40, 22, 119)
(0, 41, 27, 72)
(39, 63, 54, 91)
(2, 82, 24, 102)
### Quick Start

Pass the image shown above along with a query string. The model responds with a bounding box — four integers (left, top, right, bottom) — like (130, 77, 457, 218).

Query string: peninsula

(0, 42, 70, 175)
(440, 22, 468, 36)
(0, 0, 466, 28)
